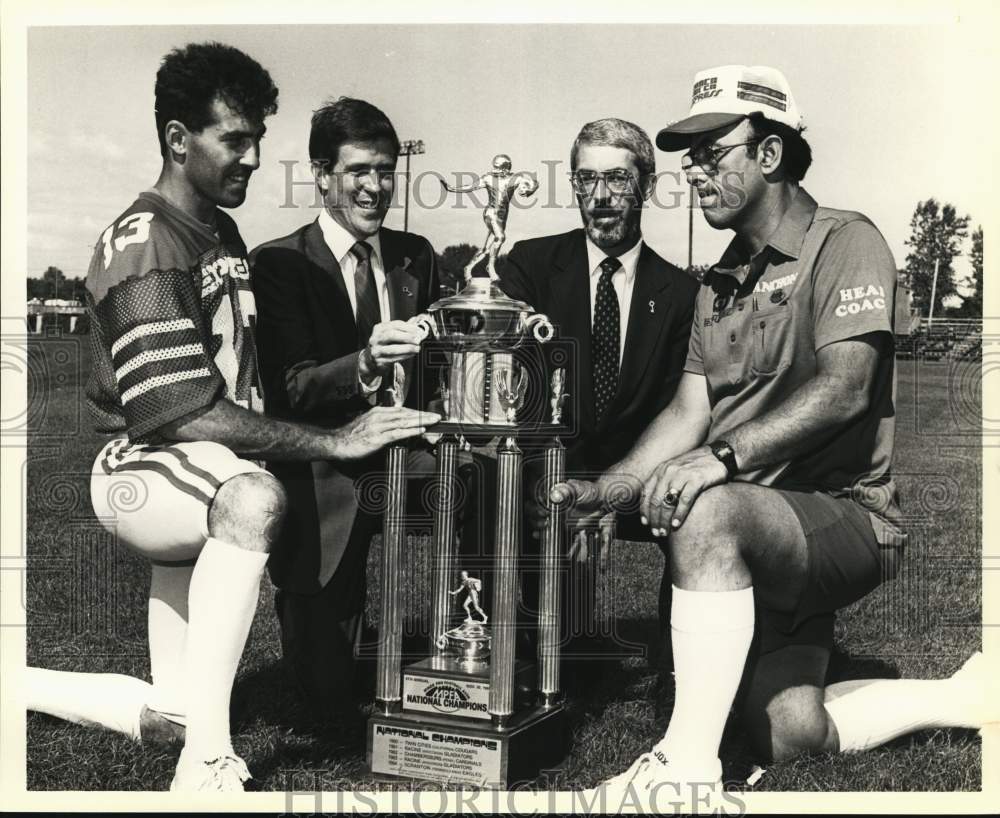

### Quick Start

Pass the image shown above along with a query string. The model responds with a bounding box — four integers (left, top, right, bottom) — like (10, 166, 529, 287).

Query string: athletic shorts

(90, 437, 266, 564)
(756, 488, 904, 655)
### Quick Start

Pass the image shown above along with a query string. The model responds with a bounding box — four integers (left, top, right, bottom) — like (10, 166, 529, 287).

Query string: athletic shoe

(170, 751, 251, 792)
(582, 750, 722, 814)
(138, 704, 185, 750)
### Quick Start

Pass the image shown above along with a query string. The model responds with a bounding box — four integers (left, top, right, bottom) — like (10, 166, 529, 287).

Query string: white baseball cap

(656, 65, 803, 152)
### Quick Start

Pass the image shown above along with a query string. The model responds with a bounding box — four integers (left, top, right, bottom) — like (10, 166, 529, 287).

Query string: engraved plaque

(370, 723, 503, 786)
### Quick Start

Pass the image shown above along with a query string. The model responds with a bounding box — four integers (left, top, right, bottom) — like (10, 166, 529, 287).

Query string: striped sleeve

(95, 266, 223, 440)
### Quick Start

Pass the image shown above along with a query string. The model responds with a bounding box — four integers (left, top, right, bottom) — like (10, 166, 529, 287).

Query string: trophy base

(401, 655, 534, 722)
(440, 620, 491, 663)
(368, 702, 567, 787)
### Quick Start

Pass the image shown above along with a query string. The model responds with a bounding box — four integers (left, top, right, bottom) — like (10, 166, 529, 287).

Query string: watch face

(711, 441, 736, 476)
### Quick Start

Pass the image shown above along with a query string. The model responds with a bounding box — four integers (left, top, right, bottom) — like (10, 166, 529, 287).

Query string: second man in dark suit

(251, 98, 439, 721)
(499, 118, 698, 643)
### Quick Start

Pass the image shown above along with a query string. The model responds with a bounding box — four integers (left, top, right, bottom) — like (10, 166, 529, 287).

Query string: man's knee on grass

(743, 678, 836, 762)
(209, 472, 287, 553)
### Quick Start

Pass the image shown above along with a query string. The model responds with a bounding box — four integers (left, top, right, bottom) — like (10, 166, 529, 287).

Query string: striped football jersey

(85, 190, 263, 442)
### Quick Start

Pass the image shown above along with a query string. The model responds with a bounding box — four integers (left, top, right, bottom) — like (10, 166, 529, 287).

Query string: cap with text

(656, 65, 803, 152)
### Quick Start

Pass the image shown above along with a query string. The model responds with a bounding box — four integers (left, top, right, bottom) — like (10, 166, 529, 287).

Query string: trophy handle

(412, 313, 437, 341)
(521, 312, 555, 344)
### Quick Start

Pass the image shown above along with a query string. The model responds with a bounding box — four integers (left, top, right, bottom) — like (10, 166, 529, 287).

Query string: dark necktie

(351, 240, 381, 345)
(592, 256, 621, 423)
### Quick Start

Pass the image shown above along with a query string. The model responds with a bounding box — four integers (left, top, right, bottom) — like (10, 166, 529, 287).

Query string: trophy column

(537, 435, 565, 707)
(488, 434, 522, 727)
(369, 275, 569, 788)
(375, 441, 408, 714)
(429, 434, 459, 651)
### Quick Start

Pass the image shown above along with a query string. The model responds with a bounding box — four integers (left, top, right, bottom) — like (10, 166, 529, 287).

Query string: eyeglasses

(681, 140, 759, 173)
(569, 169, 637, 196)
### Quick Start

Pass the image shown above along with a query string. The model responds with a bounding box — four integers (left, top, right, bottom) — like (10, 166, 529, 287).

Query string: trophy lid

(428, 276, 535, 315)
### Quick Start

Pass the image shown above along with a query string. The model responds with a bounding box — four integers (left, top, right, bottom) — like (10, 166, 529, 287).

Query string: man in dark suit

(250, 97, 440, 721)
(499, 117, 698, 646)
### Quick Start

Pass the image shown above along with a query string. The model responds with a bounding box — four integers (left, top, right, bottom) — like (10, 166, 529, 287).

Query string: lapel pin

(649, 300, 656, 314)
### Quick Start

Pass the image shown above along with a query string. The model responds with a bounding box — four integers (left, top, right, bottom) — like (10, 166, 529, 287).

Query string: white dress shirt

(585, 236, 643, 361)
(318, 207, 392, 322)
(317, 209, 392, 394)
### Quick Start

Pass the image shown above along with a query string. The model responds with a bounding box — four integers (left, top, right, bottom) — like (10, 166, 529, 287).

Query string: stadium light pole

(927, 257, 940, 329)
(399, 139, 425, 233)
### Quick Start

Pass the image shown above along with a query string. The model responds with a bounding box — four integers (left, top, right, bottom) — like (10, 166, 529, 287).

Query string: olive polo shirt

(685, 188, 905, 546)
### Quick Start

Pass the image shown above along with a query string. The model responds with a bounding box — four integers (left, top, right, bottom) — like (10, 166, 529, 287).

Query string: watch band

(709, 439, 738, 480)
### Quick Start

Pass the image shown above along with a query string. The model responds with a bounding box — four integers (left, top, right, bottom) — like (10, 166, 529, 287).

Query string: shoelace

(202, 755, 251, 791)
(605, 752, 659, 791)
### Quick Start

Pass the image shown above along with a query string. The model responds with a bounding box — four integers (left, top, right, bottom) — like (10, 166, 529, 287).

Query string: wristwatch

(708, 440, 739, 480)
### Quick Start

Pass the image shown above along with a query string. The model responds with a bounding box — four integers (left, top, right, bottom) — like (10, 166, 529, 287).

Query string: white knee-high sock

(146, 563, 193, 725)
(825, 652, 993, 753)
(654, 585, 756, 776)
(25, 666, 151, 740)
(181, 537, 266, 760)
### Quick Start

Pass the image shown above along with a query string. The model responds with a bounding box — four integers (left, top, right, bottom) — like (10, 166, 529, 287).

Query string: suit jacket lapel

(380, 229, 423, 400)
(303, 219, 356, 332)
(615, 243, 671, 409)
(380, 229, 421, 323)
(550, 234, 595, 432)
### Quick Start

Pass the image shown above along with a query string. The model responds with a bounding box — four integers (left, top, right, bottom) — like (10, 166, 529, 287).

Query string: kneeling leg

(740, 643, 835, 762)
(181, 472, 286, 760)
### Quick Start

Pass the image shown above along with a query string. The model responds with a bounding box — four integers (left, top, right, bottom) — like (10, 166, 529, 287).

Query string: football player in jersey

(25, 42, 439, 792)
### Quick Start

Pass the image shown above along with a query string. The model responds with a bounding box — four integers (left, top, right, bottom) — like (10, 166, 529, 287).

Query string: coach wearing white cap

(556, 65, 991, 810)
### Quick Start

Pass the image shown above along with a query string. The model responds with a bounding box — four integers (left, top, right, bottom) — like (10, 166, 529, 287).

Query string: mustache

(587, 206, 626, 218)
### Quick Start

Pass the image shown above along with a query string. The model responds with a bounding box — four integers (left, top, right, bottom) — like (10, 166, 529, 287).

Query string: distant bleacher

(895, 318, 982, 361)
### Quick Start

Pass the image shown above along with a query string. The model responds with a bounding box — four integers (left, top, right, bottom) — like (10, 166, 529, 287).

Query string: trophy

(367, 156, 569, 788)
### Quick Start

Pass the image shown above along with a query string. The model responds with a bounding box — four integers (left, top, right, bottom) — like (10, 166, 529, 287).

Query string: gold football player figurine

(449, 570, 488, 624)
(440, 154, 539, 282)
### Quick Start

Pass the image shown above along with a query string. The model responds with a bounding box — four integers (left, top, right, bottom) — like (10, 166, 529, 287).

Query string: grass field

(23, 333, 982, 793)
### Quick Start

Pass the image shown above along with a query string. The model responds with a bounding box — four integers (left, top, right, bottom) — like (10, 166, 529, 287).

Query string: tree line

(26, 266, 85, 302)
(902, 199, 981, 319)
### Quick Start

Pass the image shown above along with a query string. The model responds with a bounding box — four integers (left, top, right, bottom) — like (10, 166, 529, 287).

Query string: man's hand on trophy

(524, 493, 549, 542)
(549, 478, 605, 511)
(551, 473, 643, 564)
(550, 479, 618, 566)
(421, 396, 446, 445)
(550, 474, 642, 514)
(566, 514, 616, 568)
(330, 406, 441, 460)
(359, 320, 427, 383)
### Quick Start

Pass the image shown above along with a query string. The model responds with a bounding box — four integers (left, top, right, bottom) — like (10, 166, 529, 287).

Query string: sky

(25, 22, 995, 289)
